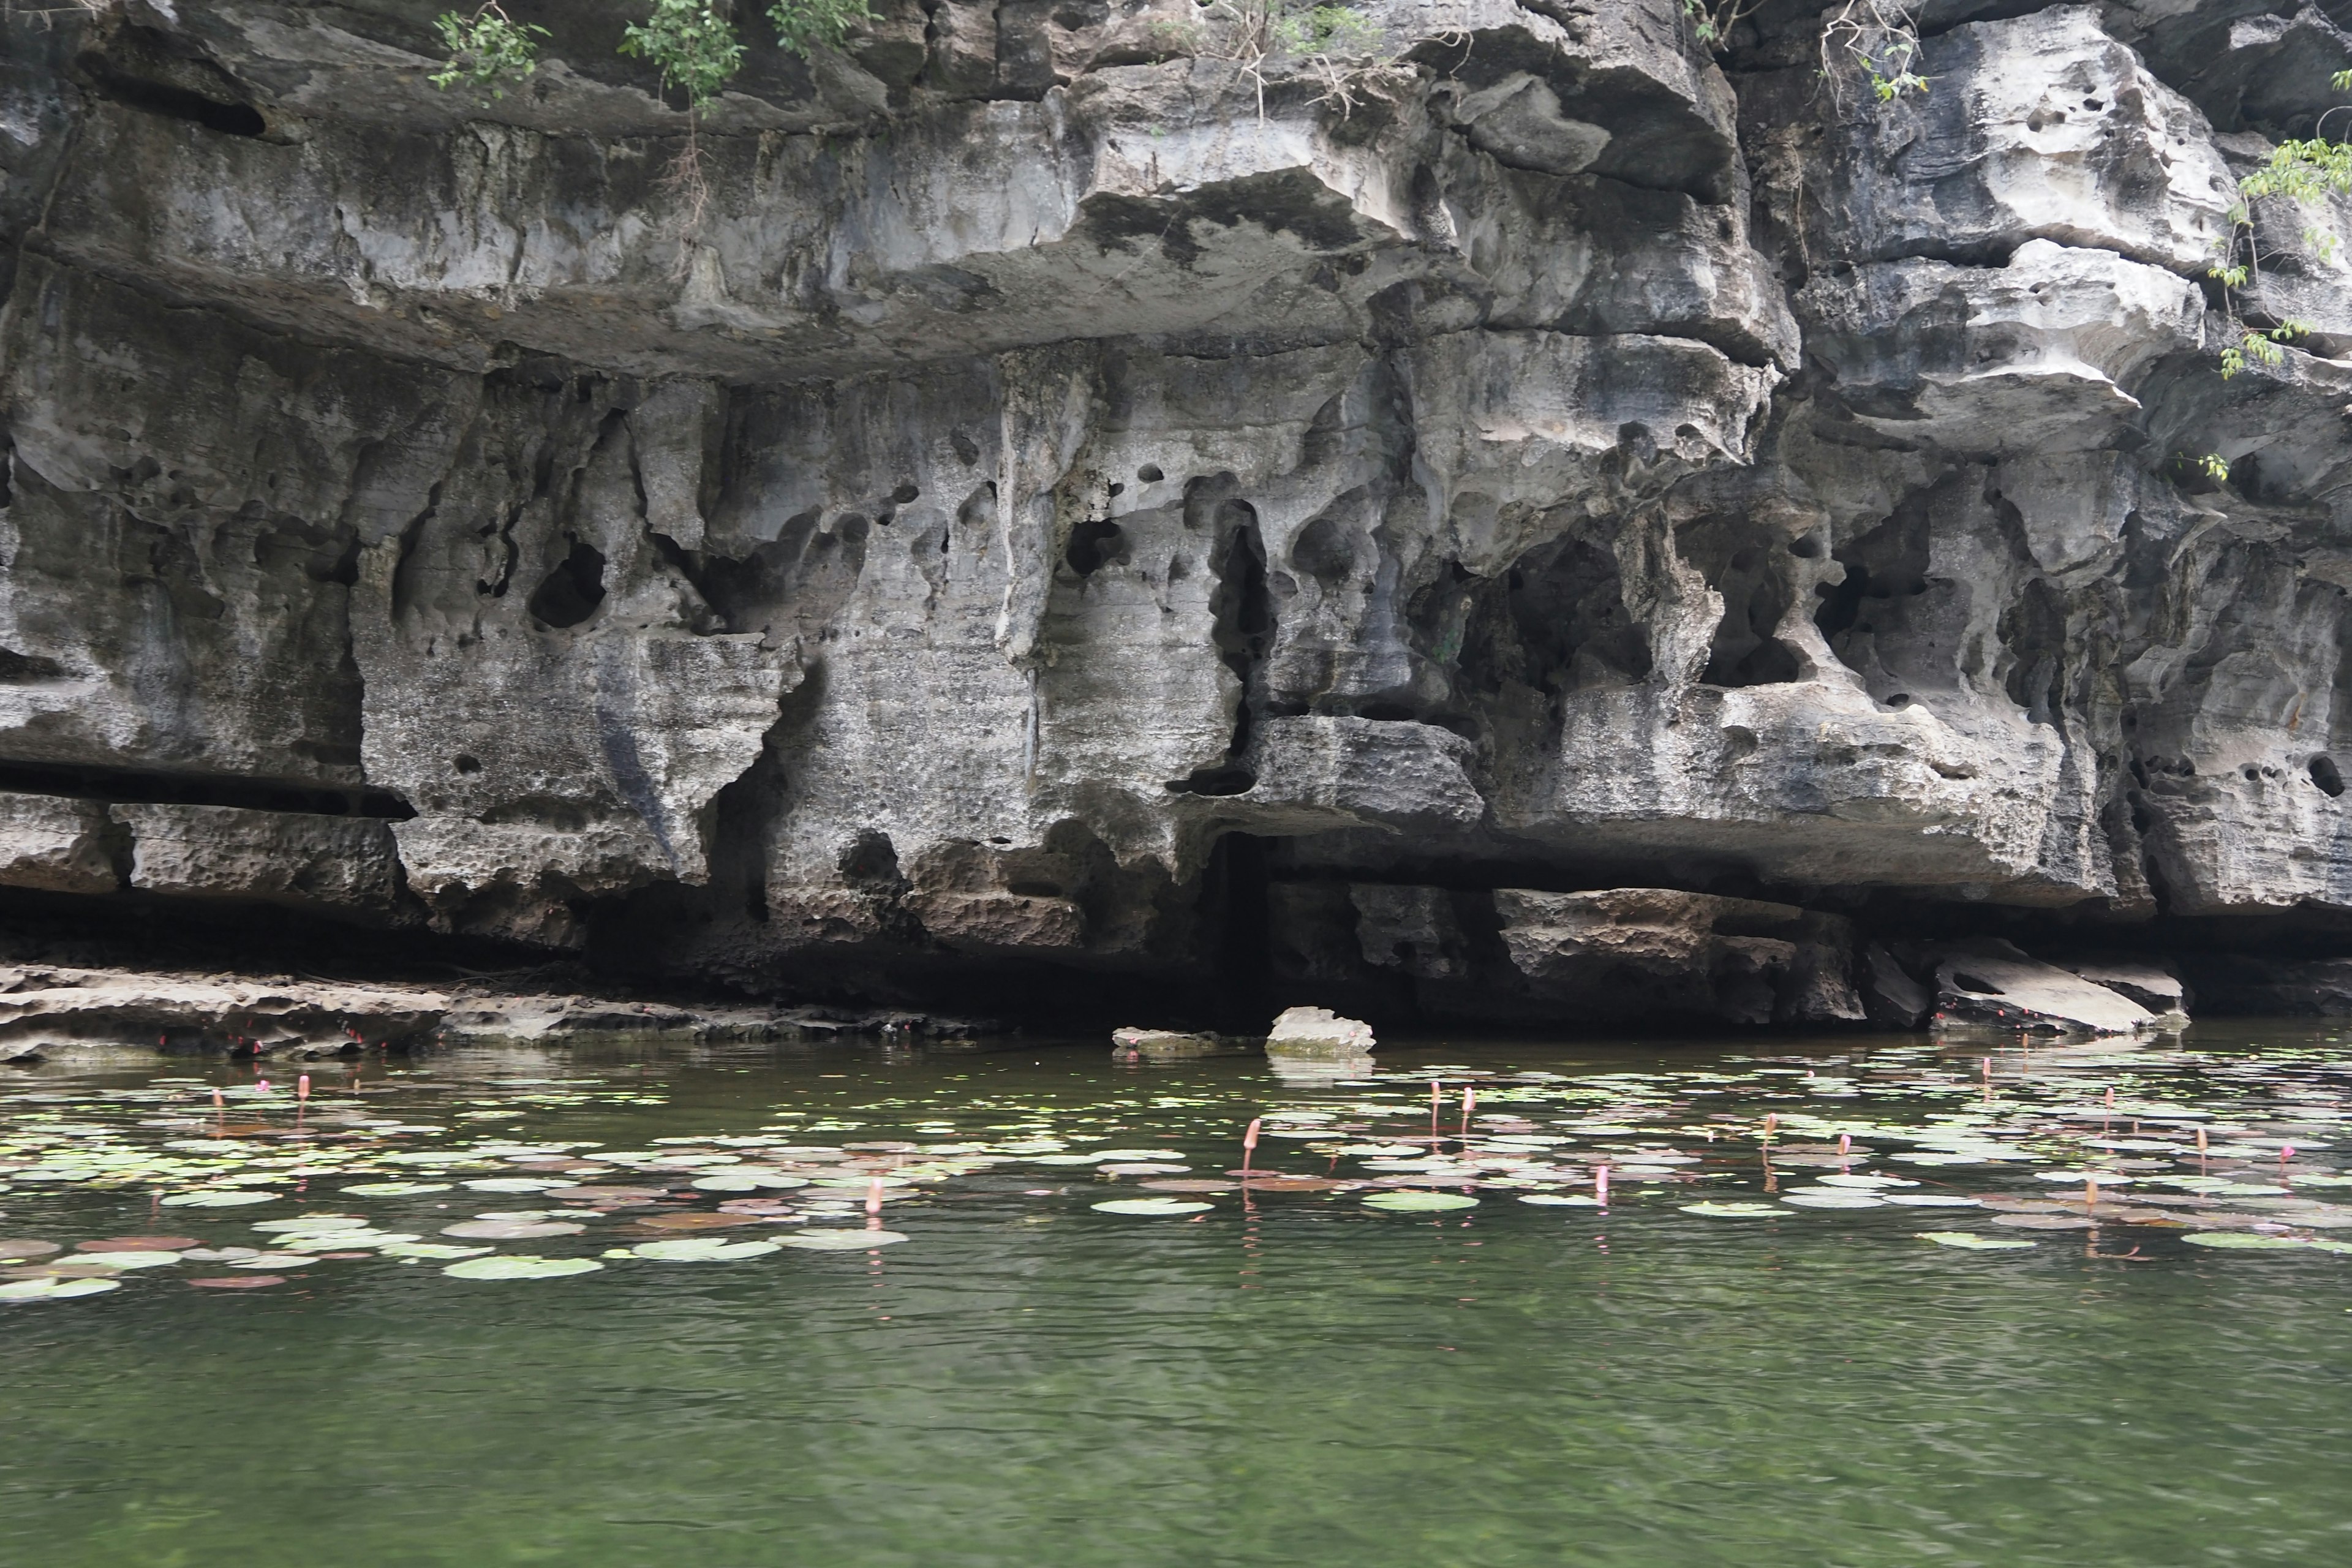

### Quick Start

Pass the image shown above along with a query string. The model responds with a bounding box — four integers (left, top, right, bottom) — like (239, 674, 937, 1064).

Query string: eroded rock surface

(5, 0, 2352, 1028)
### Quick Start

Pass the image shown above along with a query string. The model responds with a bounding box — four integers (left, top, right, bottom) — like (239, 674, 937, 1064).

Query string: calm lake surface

(3, 1025, 2348, 1567)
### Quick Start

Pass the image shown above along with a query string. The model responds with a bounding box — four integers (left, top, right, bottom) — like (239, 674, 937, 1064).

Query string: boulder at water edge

(1265, 1007, 1376, 1060)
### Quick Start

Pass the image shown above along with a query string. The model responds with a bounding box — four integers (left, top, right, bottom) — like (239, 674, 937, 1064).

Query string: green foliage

(1867, 51, 1928, 102)
(1270, 2, 1378, 56)
(430, 4, 548, 99)
(767, 0, 874, 59)
(2206, 70, 2348, 380)
(1822, 0, 1928, 111)
(620, 0, 745, 106)
(2241, 138, 2352, 263)
(2218, 320, 2308, 381)
(2192, 452, 2230, 483)
(1680, 0, 1764, 48)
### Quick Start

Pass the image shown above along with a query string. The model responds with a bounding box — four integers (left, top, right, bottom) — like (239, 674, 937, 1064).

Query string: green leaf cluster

(1270, 2, 1379, 56)
(767, 0, 876, 59)
(621, 0, 746, 106)
(430, 4, 548, 99)
(433, 0, 878, 110)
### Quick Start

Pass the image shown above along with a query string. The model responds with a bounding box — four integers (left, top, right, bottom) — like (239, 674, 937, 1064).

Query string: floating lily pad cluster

(3, 1036, 2350, 1303)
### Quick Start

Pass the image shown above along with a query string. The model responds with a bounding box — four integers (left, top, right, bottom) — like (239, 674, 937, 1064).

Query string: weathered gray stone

(1265, 1005, 1376, 1057)
(115, 804, 402, 916)
(1491, 888, 1858, 1027)
(1111, 1027, 1231, 1061)
(2, 0, 2351, 1030)
(0, 794, 117, 895)
(0, 966, 447, 1057)
(2062, 959, 2190, 1027)
(1928, 939, 2157, 1035)
(1860, 944, 1932, 1030)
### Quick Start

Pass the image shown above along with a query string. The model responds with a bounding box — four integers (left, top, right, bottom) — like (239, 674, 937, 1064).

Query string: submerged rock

(1110, 1028, 1231, 1063)
(2062, 960, 2192, 1029)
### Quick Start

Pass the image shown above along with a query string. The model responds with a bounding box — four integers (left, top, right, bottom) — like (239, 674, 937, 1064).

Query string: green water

(4, 1028, 2350, 1567)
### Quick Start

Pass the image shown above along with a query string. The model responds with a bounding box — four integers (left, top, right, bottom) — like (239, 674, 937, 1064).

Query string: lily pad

(0, 1276, 119, 1300)
(462, 1178, 568, 1193)
(379, 1242, 492, 1259)
(1882, 1195, 1983, 1207)
(160, 1191, 277, 1208)
(187, 1276, 287, 1289)
(630, 1238, 782, 1261)
(1518, 1194, 1600, 1206)
(442, 1254, 605, 1281)
(1918, 1232, 2037, 1250)
(0, 1240, 61, 1260)
(1091, 1198, 1213, 1215)
(1779, 1192, 1886, 1208)
(344, 1182, 451, 1196)
(1681, 1201, 1781, 1216)
(633, 1213, 755, 1232)
(75, 1251, 181, 1269)
(440, 1220, 584, 1240)
(690, 1172, 809, 1192)
(1363, 1191, 1478, 1212)
(1991, 1214, 2096, 1229)
(77, 1236, 199, 1252)
(2180, 1232, 2312, 1250)
(778, 1229, 908, 1250)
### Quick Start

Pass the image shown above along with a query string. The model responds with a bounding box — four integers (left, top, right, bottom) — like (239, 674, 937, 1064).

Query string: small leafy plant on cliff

(766, 0, 875, 59)
(431, 0, 872, 102)
(1821, 0, 1926, 108)
(2207, 69, 2349, 379)
(1177, 0, 1391, 119)
(431, 1, 873, 249)
(1679, 0, 1765, 50)
(430, 2, 549, 99)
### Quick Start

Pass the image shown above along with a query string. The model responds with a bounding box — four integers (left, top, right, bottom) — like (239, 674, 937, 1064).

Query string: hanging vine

(2207, 70, 2350, 380)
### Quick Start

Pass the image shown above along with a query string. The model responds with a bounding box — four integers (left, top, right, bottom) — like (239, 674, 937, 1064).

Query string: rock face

(4, 0, 2352, 1028)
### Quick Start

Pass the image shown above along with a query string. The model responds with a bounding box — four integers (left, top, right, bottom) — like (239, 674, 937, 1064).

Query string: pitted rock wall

(4, 0, 2352, 1026)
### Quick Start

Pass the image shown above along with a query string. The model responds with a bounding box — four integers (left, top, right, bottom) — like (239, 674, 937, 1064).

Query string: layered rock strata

(3, 0, 2351, 1030)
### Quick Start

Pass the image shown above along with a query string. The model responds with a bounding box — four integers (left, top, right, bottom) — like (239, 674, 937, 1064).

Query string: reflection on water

(2, 1023, 2349, 1567)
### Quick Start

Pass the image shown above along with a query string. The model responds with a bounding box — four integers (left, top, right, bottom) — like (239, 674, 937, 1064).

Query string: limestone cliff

(3, 0, 2350, 1030)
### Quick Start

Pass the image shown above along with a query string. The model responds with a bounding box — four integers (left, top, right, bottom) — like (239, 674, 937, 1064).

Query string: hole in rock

(82, 58, 267, 137)
(453, 755, 483, 775)
(0, 760, 413, 818)
(1137, 464, 1164, 483)
(526, 535, 608, 629)
(0, 648, 66, 682)
(1950, 971, 2005, 997)
(2312, 756, 2345, 797)
(842, 831, 901, 889)
(1065, 518, 1127, 577)
(1006, 881, 1063, 898)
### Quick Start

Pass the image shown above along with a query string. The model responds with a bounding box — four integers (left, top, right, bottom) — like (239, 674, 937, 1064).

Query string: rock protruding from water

(2062, 960, 2191, 1029)
(1265, 1006, 1375, 1059)
(1928, 941, 2158, 1035)
(1110, 1028, 1227, 1063)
